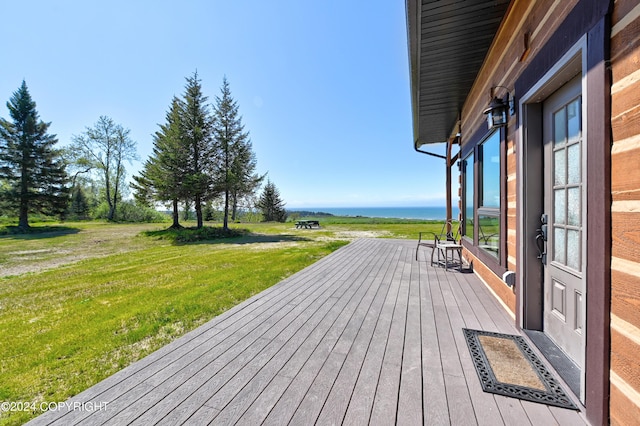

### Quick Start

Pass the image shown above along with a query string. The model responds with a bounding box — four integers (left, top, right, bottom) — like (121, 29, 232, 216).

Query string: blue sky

(1, 0, 450, 208)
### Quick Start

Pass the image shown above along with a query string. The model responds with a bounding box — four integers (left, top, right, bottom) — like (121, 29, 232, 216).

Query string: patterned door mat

(463, 328, 578, 410)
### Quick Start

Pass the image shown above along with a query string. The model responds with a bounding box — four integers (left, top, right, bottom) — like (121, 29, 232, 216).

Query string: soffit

(407, 0, 511, 146)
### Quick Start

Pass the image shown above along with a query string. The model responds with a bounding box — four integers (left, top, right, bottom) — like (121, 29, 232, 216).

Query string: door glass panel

(554, 150, 566, 185)
(567, 98, 581, 142)
(554, 228, 566, 264)
(550, 92, 582, 271)
(554, 108, 566, 145)
(567, 229, 581, 270)
(567, 187, 581, 226)
(554, 189, 566, 224)
(567, 143, 581, 184)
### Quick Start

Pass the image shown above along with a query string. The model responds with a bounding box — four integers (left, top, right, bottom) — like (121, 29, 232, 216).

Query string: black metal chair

(416, 219, 461, 264)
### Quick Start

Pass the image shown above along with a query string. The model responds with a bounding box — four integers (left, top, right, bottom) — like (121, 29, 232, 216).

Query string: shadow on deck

(28, 238, 588, 425)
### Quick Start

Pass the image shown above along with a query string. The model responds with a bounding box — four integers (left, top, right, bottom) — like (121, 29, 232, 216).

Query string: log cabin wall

(609, 0, 640, 424)
(455, 0, 640, 423)
(459, 0, 581, 312)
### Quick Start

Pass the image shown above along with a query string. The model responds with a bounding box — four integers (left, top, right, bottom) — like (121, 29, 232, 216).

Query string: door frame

(515, 11, 611, 424)
(542, 74, 585, 368)
(517, 37, 588, 401)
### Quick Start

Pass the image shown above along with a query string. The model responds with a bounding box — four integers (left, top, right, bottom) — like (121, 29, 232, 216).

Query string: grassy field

(0, 219, 442, 425)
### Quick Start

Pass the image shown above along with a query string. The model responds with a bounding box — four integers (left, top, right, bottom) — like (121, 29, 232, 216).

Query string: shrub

(144, 226, 247, 243)
(94, 201, 170, 223)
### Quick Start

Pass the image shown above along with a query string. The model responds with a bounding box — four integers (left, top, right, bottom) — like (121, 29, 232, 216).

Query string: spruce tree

(212, 77, 263, 229)
(69, 186, 90, 220)
(132, 97, 190, 228)
(257, 180, 287, 222)
(181, 72, 213, 229)
(229, 138, 264, 221)
(0, 81, 69, 230)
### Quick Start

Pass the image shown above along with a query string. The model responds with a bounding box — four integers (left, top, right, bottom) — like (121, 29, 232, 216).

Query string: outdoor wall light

(483, 87, 514, 130)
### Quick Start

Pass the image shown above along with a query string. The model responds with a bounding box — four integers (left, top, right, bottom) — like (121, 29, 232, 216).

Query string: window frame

(478, 131, 501, 260)
(462, 152, 475, 242)
(460, 127, 507, 275)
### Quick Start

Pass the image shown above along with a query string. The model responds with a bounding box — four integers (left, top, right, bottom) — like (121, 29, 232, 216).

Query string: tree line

(0, 74, 287, 231)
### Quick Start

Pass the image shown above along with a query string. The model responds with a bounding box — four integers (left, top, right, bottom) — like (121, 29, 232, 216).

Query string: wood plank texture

(612, 212, 640, 263)
(611, 1, 640, 423)
(611, 328, 640, 396)
(611, 269, 640, 330)
(26, 239, 586, 426)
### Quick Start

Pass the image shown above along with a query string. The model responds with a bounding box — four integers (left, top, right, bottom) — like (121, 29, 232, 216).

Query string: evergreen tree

(68, 186, 90, 220)
(203, 201, 217, 221)
(69, 116, 137, 221)
(229, 139, 264, 221)
(75, 176, 101, 218)
(178, 72, 214, 229)
(182, 200, 192, 221)
(0, 81, 69, 230)
(257, 179, 287, 222)
(212, 77, 263, 229)
(132, 97, 190, 228)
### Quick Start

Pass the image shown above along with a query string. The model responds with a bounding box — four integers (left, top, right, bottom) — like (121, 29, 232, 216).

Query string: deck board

(27, 238, 588, 426)
(340, 246, 403, 425)
(314, 244, 398, 425)
(397, 256, 423, 425)
(420, 258, 451, 426)
(370, 248, 412, 425)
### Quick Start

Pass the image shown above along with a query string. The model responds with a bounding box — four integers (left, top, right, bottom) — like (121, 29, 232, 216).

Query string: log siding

(610, 0, 640, 423)
(455, 0, 639, 423)
(410, 0, 636, 422)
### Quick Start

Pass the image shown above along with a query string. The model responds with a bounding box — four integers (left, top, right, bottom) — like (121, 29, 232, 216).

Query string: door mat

(463, 328, 578, 410)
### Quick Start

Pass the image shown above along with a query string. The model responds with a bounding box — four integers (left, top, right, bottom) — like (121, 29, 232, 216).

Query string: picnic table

(295, 220, 320, 229)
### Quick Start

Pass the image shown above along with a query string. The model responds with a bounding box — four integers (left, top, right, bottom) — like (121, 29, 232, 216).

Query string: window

(461, 130, 503, 264)
(463, 153, 474, 240)
(478, 131, 501, 259)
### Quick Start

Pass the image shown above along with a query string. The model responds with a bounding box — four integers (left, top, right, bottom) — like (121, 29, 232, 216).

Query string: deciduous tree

(69, 116, 137, 221)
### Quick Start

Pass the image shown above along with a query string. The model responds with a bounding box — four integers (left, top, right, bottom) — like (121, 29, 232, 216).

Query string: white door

(542, 75, 585, 368)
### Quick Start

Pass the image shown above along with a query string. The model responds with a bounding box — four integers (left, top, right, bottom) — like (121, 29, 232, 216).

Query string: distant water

(293, 206, 460, 220)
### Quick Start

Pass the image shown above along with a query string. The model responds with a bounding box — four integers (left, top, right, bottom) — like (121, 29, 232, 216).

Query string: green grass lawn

(0, 219, 442, 425)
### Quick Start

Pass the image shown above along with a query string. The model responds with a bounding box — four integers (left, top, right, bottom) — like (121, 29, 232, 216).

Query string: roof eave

(406, 0, 511, 146)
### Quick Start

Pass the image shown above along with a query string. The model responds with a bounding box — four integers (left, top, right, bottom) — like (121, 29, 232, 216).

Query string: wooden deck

(28, 238, 588, 425)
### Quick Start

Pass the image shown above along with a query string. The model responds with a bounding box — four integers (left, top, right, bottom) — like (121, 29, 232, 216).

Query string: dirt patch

(1, 254, 94, 278)
(245, 241, 301, 250)
(9, 249, 53, 256)
(333, 230, 393, 239)
(0, 223, 162, 278)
